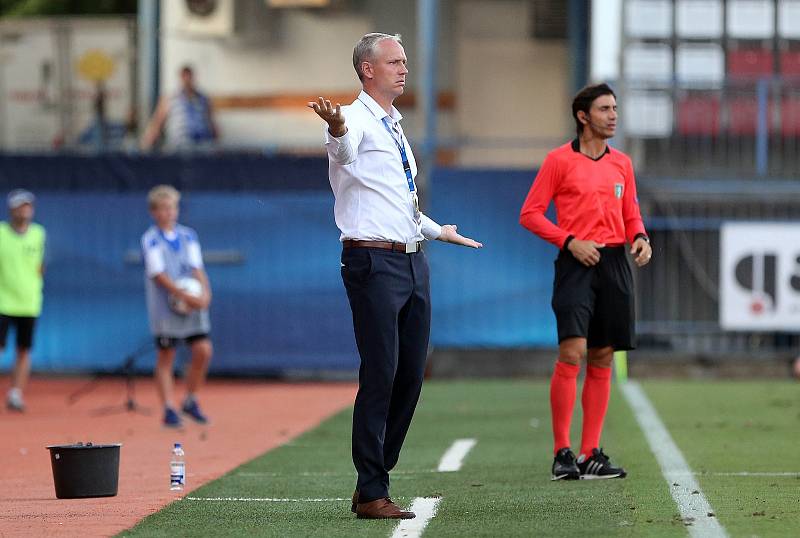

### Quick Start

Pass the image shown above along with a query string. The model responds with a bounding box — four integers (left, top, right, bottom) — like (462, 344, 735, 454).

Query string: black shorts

(155, 333, 210, 350)
(551, 246, 636, 350)
(0, 315, 37, 350)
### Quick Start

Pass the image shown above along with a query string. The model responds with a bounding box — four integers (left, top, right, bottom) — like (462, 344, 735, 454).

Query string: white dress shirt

(324, 90, 442, 243)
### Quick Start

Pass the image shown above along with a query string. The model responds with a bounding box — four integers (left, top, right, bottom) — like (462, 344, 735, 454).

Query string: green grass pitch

(121, 379, 800, 537)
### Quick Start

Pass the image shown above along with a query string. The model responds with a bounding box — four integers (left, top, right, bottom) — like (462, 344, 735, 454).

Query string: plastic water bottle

(170, 442, 185, 491)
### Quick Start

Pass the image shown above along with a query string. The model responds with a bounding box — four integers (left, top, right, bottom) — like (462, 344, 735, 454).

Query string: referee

(520, 83, 651, 481)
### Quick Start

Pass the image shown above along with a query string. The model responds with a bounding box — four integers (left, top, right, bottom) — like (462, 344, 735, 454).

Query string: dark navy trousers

(341, 246, 431, 503)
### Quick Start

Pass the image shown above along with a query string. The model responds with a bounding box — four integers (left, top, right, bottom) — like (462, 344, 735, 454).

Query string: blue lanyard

(381, 117, 415, 193)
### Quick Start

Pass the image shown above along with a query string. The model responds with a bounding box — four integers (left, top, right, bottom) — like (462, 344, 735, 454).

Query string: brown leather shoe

(356, 497, 415, 519)
(351, 490, 358, 513)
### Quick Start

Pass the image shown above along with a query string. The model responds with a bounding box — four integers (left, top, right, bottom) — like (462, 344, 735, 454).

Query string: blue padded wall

(427, 169, 557, 348)
(0, 164, 558, 375)
(9, 192, 358, 375)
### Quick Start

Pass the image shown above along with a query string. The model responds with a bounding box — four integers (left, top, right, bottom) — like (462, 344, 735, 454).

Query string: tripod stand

(68, 340, 153, 416)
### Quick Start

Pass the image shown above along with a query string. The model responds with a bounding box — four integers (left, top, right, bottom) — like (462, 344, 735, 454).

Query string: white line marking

(437, 438, 477, 472)
(621, 382, 728, 538)
(701, 472, 800, 477)
(390, 497, 441, 538)
(233, 468, 800, 479)
(185, 496, 349, 502)
(235, 469, 438, 478)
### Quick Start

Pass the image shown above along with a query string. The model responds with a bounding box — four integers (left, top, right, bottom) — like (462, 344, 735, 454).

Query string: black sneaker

(551, 448, 580, 481)
(577, 448, 627, 479)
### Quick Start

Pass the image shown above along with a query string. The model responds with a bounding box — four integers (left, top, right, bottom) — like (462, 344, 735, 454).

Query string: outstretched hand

(307, 96, 347, 137)
(438, 224, 483, 249)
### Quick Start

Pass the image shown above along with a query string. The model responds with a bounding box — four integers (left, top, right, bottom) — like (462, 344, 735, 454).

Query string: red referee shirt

(519, 139, 647, 249)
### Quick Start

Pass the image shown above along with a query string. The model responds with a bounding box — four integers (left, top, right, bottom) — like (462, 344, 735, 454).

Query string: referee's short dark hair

(572, 83, 616, 137)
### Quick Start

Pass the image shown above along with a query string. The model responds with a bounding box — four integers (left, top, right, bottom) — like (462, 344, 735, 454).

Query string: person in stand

(309, 32, 482, 519)
(520, 83, 652, 480)
(141, 65, 218, 152)
(0, 189, 46, 412)
(141, 185, 213, 428)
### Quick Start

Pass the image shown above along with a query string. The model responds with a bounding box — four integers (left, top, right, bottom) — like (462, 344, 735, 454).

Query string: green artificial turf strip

(120, 379, 798, 537)
(642, 380, 800, 538)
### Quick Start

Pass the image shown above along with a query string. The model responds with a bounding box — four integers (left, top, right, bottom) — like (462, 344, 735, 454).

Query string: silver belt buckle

(404, 241, 418, 254)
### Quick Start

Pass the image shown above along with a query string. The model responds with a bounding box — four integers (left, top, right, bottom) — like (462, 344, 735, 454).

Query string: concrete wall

(0, 18, 135, 151)
(160, 2, 371, 149)
(159, 0, 569, 165)
(454, 0, 570, 167)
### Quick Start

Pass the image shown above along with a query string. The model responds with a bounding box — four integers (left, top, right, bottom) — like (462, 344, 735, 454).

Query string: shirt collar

(357, 90, 403, 122)
(571, 138, 610, 161)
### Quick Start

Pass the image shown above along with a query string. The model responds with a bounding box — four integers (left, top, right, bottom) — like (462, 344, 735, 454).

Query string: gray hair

(352, 33, 402, 82)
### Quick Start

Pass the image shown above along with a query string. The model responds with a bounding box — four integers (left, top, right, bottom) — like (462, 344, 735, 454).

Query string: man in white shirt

(309, 32, 482, 520)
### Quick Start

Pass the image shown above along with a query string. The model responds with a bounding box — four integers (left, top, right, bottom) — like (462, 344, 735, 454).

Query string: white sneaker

(6, 389, 25, 412)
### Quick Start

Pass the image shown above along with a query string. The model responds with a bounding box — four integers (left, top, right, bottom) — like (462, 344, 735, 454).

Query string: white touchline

(185, 497, 349, 502)
(235, 469, 439, 477)
(437, 438, 477, 472)
(390, 497, 441, 538)
(621, 382, 728, 538)
(703, 472, 800, 477)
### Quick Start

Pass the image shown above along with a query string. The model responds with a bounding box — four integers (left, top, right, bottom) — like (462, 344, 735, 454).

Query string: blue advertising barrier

(0, 153, 328, 191)
(9, 192, 358, 375)
(427, 168, 557, 348)
(0, 161, 557, 375)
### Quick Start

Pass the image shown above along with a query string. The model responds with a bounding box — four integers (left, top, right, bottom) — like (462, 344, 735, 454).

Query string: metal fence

(624, 78, 800, 179)
(619, 0, 800, 179)
(634, 179, 800, 356)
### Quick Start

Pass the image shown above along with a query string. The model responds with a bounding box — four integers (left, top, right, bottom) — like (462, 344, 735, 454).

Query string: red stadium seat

(781, 96, 800, 136)
(779, 50, 800, 76)
(677, 95, 721, 136)
(727, 48, 774, 79)
(726, 95, 775, 135)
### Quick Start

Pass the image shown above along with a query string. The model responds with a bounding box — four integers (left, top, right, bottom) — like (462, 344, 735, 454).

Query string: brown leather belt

(342, 240, 422, 253)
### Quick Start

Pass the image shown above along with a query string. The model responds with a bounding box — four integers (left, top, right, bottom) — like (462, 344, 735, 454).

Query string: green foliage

(0, 0, 136, 17)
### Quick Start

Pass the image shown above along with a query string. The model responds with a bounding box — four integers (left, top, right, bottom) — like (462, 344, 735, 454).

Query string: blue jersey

(165, 90, 215, 149)
(141, 224, 210, 338)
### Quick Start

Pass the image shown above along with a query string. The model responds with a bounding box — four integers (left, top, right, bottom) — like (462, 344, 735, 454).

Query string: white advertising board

(720, 222, 800, 330)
